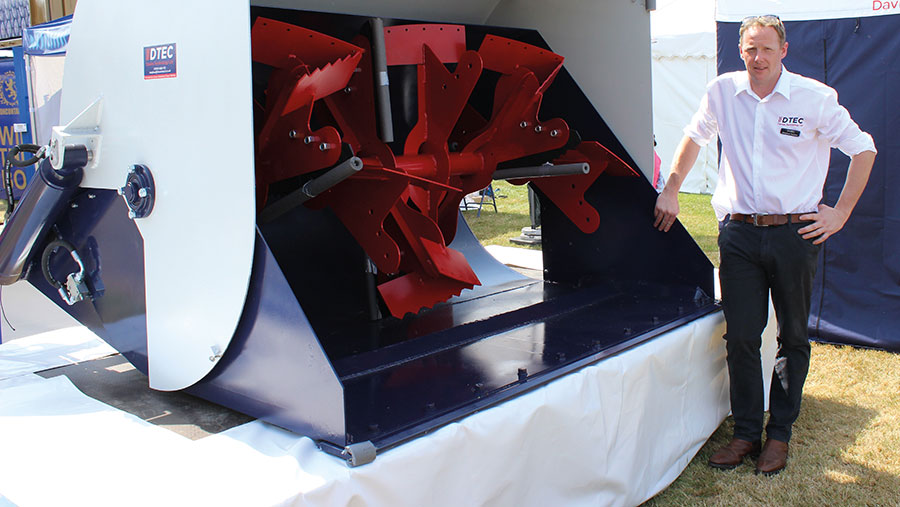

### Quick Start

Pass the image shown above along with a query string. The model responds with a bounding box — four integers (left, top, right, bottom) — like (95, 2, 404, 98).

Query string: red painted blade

(526, 142, 639, 234)
(477, 34, 563, 93)
(252, 18, 362, 70)
(384, 24, 467, 65)
(378, 272, 475, 317)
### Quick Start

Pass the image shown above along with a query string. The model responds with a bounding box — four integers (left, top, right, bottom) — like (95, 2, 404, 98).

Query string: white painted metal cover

(60, 0, 256, 390)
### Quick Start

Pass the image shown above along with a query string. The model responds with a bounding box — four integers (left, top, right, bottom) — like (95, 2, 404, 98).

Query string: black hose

(3, 160, 13, 217)
(41, 239, 78, 290)
(3, 143, 46, 216)
(8, 144, 44, 167)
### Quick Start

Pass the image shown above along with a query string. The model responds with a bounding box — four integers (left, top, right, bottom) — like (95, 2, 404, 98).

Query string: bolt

(519, 121, 529, 128)
(117, 187, 124, 195)
(534, 125, 543, 133)
(70, 203, 78, 208)
(88, 193, 96, 199)
(319, 143, 337, 151)
(550, 129, 559, 137)
(304, 136, 318, 144)
(344, 86, 353, 94)
(128, 210, 136, 219)
(138, 188, 148, 198)
(288, 130, 298, 139)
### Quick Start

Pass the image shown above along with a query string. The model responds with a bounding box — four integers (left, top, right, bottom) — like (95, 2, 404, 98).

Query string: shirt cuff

(837, 132, 877, 157)
(682, 125, 713, 147)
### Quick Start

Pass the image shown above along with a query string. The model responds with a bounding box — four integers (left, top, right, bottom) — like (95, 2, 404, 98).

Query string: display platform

(0, 261, 778, 507)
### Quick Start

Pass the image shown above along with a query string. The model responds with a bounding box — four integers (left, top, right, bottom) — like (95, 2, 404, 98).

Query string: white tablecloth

(0, 281, 778, 507)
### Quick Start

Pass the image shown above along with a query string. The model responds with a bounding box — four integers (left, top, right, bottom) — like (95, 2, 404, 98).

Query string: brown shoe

(708, 438, 762, 470)
(755, 439, 789, 476)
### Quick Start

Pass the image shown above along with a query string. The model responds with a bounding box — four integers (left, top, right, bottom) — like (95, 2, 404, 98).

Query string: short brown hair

(740, 15, 786, 46)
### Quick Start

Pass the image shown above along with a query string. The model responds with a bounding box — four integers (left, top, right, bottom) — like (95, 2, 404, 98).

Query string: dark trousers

(717, 218, 820, 443)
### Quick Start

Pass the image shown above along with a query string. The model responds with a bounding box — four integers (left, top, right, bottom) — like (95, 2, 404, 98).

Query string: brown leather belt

(730, 213, 811, 227)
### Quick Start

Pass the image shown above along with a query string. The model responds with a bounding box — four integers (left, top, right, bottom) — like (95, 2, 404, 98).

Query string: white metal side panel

(60, 0, 256, 390)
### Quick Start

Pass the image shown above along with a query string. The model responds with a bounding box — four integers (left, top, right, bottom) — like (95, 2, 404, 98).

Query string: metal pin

(70, 203, 78, 208)
(534, 125, 544, 133)
(304, 136, 319, 144)
(344, 86, 353, 94)
(288, 130, 298, 139)
(519, 121, 529, 128)
(138, 188, 148, 198)
(550, 129, 559, 137)
(319, 143, 337, 151)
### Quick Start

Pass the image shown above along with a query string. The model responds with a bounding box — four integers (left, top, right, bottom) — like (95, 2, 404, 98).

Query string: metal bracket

(49, 96, 103, 171)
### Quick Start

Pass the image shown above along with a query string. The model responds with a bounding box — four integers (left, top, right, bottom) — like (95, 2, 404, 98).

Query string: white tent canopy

(651, 0, 718, 194)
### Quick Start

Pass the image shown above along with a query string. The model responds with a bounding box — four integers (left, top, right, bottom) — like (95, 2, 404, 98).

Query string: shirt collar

(772, 66, 791, 99)
(734, 65, 791, 100)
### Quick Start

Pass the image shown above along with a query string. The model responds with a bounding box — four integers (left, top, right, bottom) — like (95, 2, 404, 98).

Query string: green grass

(647, 343, 900, 506)
(677, 192, 719, 267)
(461, 180, 540, 249)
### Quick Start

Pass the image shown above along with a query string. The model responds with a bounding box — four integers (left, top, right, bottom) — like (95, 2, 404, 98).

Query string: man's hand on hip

(799, 204, 850, 244)
(654, 190, 679, 232)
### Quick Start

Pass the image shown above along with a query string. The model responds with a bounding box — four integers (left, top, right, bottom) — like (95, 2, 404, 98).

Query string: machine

(0, 0, 714, 465)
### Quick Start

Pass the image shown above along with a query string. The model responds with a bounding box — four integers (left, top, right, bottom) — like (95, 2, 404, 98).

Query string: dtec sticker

(144, 43, 177, 80)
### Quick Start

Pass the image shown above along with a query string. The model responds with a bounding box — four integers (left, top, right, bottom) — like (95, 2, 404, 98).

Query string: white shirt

(684, 67, 876, 221)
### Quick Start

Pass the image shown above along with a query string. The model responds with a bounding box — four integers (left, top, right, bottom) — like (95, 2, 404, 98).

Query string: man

(654, 15, 876, 476)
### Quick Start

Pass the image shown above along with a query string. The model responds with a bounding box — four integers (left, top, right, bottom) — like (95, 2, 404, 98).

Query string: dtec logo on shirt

(777, 116, 804, 127)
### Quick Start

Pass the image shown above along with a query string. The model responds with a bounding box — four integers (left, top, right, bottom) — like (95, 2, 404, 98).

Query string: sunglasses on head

(741, 14, 781, 25)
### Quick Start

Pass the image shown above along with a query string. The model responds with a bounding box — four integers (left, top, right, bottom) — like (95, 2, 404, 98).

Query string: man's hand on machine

(654, 189, 680, 232)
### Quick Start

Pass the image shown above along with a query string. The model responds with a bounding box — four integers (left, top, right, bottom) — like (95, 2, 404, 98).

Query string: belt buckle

(752, 213, 768, 227)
